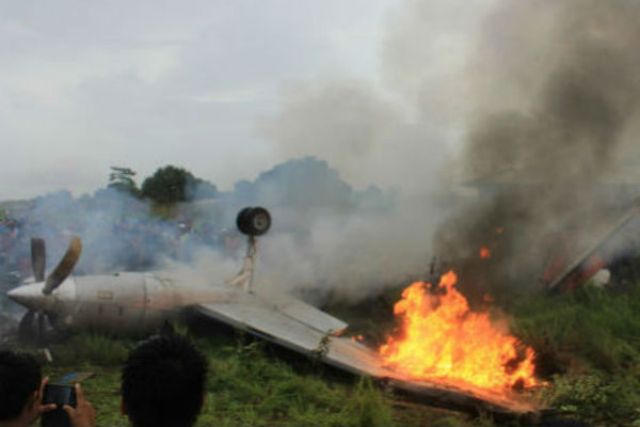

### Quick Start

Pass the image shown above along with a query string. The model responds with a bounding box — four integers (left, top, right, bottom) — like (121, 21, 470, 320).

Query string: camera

(41, 384, 76, 427)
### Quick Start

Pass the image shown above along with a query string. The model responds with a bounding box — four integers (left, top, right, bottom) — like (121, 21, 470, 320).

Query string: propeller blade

(31, 238, 46, 282)
(42, 236, 82, 295)
(36, 311, 47, 346)
(18, 310, 36, 343)
(18, 310, 53, 345)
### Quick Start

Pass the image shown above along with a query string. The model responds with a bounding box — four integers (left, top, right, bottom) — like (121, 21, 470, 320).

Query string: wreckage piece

(5, 207, 277, 341)
(196, 295, 541, 418)
(546, 208, 640, 292)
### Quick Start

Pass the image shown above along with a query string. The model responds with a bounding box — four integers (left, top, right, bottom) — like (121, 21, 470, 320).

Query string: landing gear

(236, 207, 271, 236)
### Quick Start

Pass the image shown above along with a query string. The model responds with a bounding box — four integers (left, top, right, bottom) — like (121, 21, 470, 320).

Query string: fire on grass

(379, 270, 538, 394)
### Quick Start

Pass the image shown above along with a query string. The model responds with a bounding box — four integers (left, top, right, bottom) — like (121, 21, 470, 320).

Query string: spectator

(0, 350, 95, 427)
(121, 335, 208, 427)
(0, 350, 55, 427)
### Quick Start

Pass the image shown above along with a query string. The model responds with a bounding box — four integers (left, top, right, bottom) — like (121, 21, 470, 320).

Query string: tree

(141, 165, 217, 204)
(108, 166, 140, 197)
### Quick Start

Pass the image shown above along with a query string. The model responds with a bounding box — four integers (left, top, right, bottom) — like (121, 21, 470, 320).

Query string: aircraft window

(119, 307, 124, 316)
(98, 305, 103, 315)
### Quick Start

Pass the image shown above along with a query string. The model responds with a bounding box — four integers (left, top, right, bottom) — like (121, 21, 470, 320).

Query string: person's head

(0, 350, 42, 426)
(121, 335, 208, 427)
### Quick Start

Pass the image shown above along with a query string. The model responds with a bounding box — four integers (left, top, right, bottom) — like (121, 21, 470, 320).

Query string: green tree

(141, 165, 217, 204)
(108, 166, 140, 197)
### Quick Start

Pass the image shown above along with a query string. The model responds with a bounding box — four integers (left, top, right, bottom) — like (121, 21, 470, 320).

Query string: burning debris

(380, 270, 538, 393)
(545, 207, 640, 292)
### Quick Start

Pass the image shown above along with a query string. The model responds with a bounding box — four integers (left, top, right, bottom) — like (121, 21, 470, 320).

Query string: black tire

(236, 207, 271, 236)
(236, 207, 253, 234)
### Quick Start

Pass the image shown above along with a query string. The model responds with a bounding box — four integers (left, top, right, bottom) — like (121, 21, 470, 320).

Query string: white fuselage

(7, 272, 234, 334)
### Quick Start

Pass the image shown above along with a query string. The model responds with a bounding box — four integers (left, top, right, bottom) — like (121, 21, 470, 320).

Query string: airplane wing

(194, 294, 539, 417)
(265, 294, 348, 335)
(197, 291, 347, 335)
(195, 294, 388, 377)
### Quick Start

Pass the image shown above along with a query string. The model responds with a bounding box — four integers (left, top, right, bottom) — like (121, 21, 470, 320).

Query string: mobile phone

(41, 384, 76, 427)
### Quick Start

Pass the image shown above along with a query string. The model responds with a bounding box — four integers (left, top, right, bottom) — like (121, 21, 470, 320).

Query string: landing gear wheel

(236, 207, 271, 236)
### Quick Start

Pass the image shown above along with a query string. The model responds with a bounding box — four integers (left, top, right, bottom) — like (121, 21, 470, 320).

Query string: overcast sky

(0, 0, 516, 200)
(0, 0, 499, 200)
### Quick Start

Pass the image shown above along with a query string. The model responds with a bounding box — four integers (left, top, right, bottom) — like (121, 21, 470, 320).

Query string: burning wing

(195, 292, 539, 417)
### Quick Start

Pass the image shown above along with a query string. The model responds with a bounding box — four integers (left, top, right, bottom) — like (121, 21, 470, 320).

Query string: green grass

(505, 283, 640, 426)
(510, 285, 640, 372)
(50, 334, 133, 367)
(40, 331, 478, 427)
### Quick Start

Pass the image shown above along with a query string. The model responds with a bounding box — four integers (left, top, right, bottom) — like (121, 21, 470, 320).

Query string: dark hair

(122, 335, 208, 427)
(0, 350, 42, 421)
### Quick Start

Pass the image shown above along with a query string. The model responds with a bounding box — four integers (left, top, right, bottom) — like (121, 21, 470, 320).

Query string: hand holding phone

(41, 384, 76, 427)
(62, 384, 96, 427)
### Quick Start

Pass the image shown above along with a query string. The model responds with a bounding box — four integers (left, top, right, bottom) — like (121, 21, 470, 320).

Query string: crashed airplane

(5, 207, 541, 419)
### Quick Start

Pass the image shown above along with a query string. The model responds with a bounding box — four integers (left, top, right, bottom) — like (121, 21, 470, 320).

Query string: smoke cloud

(256, 0, 501, 302)
(263, 0, 640, 301)
(434, 0, 640, 296)
(6, 0, 640, 311)
(256, 0, 498, 302)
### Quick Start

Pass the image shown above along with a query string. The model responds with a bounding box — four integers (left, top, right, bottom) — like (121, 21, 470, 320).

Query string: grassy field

(11, 281, 640, 427)
(507, 284, 640, 426)
(41, 331, 484, 427)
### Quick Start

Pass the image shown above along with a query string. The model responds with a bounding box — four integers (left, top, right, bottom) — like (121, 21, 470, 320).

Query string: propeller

(18, 236, 82, 344)
(31, 238, 46, 282)
(42, 236, 82, 295)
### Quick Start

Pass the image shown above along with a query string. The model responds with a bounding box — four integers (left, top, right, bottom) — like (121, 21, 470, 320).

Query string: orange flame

(480, 246, 491, 259)
(380, 270, 537, 392)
